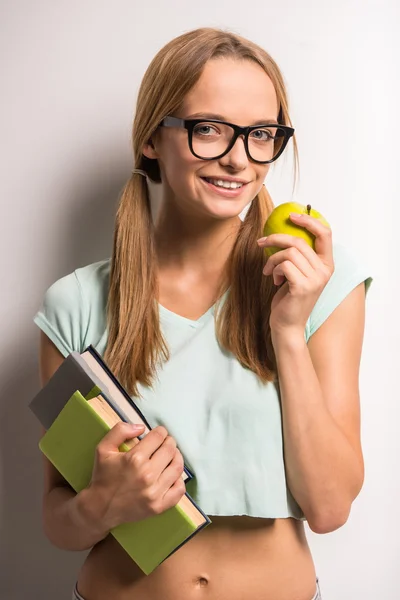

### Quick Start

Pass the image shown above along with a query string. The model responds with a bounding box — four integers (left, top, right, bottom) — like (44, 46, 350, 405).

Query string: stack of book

(29, 345, 211, 575)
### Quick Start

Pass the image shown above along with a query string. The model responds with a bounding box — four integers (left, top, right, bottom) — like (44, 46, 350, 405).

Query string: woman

(35, 27, 373, 600)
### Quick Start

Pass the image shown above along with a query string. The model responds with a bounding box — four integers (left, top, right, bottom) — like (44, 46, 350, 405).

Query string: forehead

(181, 58, 279, 125)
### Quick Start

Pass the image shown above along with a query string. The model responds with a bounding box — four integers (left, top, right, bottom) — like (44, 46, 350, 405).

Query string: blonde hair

(104, 27, 299, 397)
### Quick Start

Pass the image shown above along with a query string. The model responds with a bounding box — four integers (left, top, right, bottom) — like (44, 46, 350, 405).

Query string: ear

(142, 138, 159, 160)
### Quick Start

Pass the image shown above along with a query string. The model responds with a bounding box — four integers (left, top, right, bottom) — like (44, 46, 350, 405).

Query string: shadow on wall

(0, 355, 87, 599)
(0, 158, 160, 598)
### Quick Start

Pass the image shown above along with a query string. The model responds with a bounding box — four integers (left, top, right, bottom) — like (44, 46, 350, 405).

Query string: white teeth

(205, 178, 244, 189)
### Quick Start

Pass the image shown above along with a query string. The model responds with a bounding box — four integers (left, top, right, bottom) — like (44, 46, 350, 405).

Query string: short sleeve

(33, 270, 87, 357)
(305, 242, 374, 343)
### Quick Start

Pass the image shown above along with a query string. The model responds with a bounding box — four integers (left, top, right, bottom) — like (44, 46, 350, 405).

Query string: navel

(194, 575, 209, 588)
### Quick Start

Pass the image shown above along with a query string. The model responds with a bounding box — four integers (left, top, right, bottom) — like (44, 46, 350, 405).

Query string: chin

(205, 198, 251, 219)
(195, 178, 254, 219)
(201, 198, 249, 221)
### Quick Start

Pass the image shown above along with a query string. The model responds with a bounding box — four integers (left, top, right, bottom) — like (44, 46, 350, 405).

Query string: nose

(218, 134, 248, 170)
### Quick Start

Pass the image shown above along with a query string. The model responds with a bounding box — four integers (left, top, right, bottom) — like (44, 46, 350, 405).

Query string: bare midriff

(76, 516, 318, 600)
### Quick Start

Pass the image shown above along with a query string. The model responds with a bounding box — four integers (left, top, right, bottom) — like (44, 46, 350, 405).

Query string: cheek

(260, 165, 270, 180)
(167, 150, 204, 190)
(164, 139, 196, 176)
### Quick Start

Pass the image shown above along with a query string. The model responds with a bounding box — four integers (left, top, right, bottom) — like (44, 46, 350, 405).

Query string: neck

(154, 206, 241, 276)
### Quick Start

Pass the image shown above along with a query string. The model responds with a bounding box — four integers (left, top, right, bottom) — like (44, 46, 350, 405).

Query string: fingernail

(290, 212, 302, 218)
(257, 237, 268, 243)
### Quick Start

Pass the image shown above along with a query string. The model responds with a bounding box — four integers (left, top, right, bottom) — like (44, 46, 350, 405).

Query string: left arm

(259, 212, 367, 534)
(272, 282, 366, 534)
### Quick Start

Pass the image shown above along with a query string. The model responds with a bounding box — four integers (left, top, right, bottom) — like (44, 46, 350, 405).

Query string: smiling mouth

(201, 177, 249, 189)
(200, 177, 250, 199)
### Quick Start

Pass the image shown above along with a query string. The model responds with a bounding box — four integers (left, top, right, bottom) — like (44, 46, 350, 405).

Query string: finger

(98, 421, 145, 454)
(126, 425, 169, 461)
(263, 247, 314, 278)
(289, 213, 333, 262)
(161, 474, 187, 510)
(273, 260, 303, 287)
(261, 235, 321, 270)
(149, 435, 178, 477)
(158, 448, 185, 490)
(269, 263, 287, 286)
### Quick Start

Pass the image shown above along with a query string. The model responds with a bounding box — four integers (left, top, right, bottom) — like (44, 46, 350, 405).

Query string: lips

(200, 177, 248, 198)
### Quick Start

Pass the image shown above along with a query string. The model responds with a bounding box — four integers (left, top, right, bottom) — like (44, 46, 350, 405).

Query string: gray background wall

(1, 1, 398, 598)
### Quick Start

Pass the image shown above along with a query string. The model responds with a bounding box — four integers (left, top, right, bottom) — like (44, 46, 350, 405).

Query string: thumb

(99, 422, 145, 453)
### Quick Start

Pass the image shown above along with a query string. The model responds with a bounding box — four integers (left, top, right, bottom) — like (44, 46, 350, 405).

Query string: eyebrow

(185, 112, 279, 125)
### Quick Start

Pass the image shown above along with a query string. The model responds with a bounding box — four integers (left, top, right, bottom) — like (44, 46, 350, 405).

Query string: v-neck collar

(158, 289, 229, 329)
(158, 302, 215, 328)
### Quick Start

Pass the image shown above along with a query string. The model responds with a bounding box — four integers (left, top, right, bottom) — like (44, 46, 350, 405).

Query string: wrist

(271, 327, 306, 347)
(75, 485, 115, 539)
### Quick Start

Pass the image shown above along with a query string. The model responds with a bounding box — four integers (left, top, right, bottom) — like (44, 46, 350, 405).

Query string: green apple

(263, 202, 330, 258)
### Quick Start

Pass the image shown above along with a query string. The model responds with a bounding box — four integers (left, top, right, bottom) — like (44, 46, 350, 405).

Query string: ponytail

(104, 172, 169, 397)
(215, 185, 279, 383)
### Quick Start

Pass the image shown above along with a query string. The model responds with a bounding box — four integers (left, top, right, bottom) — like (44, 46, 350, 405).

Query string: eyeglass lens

(191, 122, 286, 162)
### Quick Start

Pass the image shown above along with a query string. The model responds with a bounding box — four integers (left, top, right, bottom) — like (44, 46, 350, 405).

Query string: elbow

(42, 512, 63, 550)
(305, 464, 364, 534)
(307, 505, 351, 534)
(42, 502, 64, 550)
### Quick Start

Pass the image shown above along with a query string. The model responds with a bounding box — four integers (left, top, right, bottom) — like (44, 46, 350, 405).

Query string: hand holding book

(86, 421, 187, 531)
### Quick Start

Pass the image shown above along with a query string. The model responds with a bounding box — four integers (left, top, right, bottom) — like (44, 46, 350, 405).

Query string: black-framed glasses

(159, 116, 294, 164)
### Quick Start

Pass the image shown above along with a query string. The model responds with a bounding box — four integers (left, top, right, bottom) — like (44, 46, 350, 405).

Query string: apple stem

(306, 204, 311, 215)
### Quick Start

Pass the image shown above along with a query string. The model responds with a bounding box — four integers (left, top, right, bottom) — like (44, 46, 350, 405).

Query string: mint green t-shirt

(33, 241, 373, 520)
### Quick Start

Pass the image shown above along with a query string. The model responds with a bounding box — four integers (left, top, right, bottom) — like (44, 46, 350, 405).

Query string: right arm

(38, 331, 186, 552)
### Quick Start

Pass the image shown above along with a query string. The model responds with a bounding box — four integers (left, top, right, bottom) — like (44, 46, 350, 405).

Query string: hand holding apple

(257, 201, 334, 337)
(262, 202, 331, 258)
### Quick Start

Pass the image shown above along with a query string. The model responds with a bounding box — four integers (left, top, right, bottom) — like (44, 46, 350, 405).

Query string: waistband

(73, 577, 322, 599)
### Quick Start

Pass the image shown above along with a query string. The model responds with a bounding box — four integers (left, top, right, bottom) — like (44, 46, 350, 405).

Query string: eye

(250, 129, 274, 141)
(193, 124, 219, 136)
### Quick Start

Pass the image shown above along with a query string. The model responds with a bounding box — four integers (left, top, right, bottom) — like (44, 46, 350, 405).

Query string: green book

(38, 389, 211, 575)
